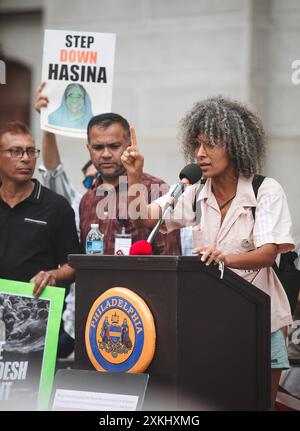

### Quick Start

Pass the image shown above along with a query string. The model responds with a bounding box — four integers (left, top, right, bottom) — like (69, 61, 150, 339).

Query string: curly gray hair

(179, 96, 266, 177)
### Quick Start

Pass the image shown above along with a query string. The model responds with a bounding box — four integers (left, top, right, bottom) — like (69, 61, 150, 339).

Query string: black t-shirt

(0, 179, 81, 283)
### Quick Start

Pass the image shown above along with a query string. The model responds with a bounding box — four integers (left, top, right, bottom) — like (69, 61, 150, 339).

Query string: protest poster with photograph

(0, 278, 65, 411)
(41, 29, 116, 139)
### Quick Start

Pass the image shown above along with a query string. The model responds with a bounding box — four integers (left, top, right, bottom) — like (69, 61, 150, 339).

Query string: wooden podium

(69, 255, 271, 410)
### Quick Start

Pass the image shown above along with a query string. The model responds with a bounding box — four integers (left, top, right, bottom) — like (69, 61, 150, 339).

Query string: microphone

(169, 163, 203, 204)
(129, 240, 152, 255)
(146, 163, 202, 245)
(129, 163, 202, 255)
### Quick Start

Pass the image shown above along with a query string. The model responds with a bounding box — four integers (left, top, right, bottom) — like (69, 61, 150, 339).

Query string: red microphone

(129, 240, 152, 255)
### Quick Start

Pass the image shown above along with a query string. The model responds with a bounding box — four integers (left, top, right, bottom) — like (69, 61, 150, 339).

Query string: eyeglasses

(0, 148, 40, 159)
(66, 94, 84, 100)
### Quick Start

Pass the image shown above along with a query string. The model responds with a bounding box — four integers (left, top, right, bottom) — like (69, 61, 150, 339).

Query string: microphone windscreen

(129, 240, 152, 255)
(179, 163, 202, 184)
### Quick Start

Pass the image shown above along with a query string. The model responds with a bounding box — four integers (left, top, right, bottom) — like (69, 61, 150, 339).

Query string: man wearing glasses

(0, 121, 80, 298)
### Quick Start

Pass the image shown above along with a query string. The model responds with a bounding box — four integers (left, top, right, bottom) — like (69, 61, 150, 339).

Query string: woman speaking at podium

(121, 96, 295, 409)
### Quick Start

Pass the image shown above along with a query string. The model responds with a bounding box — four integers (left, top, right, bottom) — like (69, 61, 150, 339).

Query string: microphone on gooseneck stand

(129, 163, 202, 255)
(170, 163, 204, 203)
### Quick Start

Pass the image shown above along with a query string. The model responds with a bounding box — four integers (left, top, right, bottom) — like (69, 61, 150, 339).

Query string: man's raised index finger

(129, 127, 137, 149)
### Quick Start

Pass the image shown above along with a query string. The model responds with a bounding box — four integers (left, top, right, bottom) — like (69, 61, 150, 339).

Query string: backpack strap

(251, 174, 265, 219)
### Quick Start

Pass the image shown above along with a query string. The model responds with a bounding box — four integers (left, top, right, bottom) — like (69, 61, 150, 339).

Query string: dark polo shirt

(0, 179, 80, 283)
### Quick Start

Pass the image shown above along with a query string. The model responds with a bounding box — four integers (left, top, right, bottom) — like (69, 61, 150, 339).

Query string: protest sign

(41, 29, 116, 138)
(0, 278, 64, 410)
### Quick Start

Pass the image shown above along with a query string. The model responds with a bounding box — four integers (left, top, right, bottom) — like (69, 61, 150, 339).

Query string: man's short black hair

(81, 160, 93, 176)
(87, 113, 130, 143)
